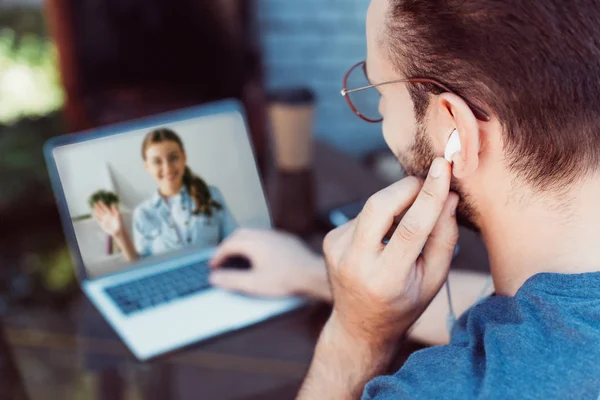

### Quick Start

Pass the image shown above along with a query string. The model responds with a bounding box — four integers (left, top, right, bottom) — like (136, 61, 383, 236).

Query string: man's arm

(297, 275, 476, 400)
(294, 258, 333, 302)
(409, 269, 493, 345)
(298, 158, 458, 398)
(209, 229, 493, 346)
(294, 261, 492, 345)
(294, 261, 492, 346)
(297, 314, 400, 400)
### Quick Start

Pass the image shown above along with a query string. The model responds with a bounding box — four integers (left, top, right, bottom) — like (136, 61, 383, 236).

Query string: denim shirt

(132, 185, 237, 258)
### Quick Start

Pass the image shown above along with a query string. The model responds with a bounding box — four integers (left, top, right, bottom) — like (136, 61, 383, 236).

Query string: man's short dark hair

(386, 0, 600, 191)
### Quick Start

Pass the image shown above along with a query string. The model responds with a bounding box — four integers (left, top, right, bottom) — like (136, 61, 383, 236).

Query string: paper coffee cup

(267, 88, 315, 171)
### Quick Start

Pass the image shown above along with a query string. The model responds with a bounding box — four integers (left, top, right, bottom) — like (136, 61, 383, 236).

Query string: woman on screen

(92, 128, 237, 261)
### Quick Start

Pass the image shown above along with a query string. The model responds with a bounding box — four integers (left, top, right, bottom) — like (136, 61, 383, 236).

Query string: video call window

(52, 111, 270, 278)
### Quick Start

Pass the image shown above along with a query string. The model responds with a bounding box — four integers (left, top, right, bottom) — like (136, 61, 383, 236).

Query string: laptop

(44, 99, 303, 360)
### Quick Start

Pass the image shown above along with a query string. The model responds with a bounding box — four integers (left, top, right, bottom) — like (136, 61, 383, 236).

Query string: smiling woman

(92, 128, 237, 261)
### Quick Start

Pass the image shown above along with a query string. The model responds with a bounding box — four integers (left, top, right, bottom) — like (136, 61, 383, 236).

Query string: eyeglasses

(341, 60, 491, 123)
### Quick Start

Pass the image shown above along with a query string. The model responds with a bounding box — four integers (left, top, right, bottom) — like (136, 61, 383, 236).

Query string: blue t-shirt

(363, 272, 600, 400)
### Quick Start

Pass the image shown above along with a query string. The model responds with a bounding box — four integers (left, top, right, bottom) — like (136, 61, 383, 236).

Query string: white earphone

(444, 128, 462, 333)
(444, 129, 462, 163)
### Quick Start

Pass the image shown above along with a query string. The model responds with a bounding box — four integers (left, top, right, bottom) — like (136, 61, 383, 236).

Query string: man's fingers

(418, 192, 459, 292)
(209, 230, 254, 267)
(352, 177, 422, 252)
(323, 218, 357, 268)
(383, 158, 452, 265)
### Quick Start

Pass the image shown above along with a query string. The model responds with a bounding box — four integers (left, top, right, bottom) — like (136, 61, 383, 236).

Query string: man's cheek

(381, 120, 394, 148)
(381, 118, 403, 146)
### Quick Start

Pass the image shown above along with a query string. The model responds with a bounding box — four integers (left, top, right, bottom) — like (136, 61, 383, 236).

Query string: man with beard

(210, 0, 600, 398)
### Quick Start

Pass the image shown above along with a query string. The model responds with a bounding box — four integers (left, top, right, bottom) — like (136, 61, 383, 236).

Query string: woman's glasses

(340, 60, 491, 123)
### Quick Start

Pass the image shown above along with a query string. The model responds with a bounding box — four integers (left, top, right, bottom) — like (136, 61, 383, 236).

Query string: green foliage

(0, 27, 64, 124)
(40, 245, 75, 293)
(0, 112, 64, 208)
(88, 190, 120, 209)
(0, 7, 48, 38)
(0, 8, 65, 207)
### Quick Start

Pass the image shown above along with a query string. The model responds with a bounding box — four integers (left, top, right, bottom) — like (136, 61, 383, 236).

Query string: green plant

(0, 112, 65, 209)
(40, 245, 75, 293)
(88, 190, 119, 209)
(0, 27, 64, 124)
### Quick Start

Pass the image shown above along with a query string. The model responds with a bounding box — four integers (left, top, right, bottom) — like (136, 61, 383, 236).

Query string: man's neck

(479, 178, 600, 297)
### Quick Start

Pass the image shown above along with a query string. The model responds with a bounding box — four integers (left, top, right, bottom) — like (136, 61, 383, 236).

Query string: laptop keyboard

(104, 260, 211, 316)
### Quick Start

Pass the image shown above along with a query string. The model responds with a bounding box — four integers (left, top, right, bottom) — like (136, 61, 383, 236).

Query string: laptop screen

(48, 103, 270, 279)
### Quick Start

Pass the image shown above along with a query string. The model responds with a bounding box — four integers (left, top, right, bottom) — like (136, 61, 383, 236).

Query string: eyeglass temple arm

(341, 79, 491, 122)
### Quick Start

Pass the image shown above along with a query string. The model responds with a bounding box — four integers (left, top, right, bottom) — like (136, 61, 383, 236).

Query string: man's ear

(436, 93, 481, 179)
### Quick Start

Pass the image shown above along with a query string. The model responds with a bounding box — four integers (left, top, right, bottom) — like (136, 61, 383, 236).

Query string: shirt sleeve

(132, 207, 151, 258)
(362, 307, 480, 400)
(209, 186, 237, 240)
(361, 344, 481, 400)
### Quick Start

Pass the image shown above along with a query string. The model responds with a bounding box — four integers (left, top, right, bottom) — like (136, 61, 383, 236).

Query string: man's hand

(325, 157, 459, 344)
(298, 157, 459, 399)
(209, 229, 330, 300)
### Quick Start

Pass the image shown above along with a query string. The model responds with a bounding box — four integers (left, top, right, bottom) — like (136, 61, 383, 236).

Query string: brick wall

(257, 0, 386, 156)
